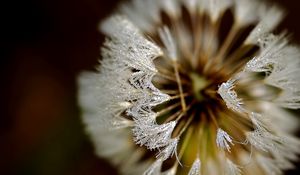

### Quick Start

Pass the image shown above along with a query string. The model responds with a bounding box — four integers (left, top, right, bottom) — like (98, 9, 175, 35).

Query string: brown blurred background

(1, 0, 299, 175)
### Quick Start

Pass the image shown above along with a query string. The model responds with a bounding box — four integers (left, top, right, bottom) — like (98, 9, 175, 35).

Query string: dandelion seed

(218, 79, 245, 113)
(133, 121, 176, 150)
(225, 159, 242, 175)
(188, 158, 201, 175)
(158, 26, 177, 61)
(248, 112, 268, 131)
(216, 128, 234, 152)
(78, 0, 300, 174)
(246, 130, 283, 153)
(256, 155, 282, 175)
(144, 158, 163, 175)
(156, 138, 179, 161)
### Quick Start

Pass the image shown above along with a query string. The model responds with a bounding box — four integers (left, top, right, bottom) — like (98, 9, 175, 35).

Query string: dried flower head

(78, 0, 300, 174)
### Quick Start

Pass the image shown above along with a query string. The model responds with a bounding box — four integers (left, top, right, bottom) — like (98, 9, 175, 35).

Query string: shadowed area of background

(1, 0, 299, 175)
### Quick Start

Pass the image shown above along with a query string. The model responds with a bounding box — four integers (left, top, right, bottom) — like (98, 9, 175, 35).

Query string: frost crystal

(216, 128, 234, 152)
(156, 138, 179, 160)
(249, 112, 268, 131)
(246, 130, 283, 153)
(101, 16, 162, 73)
(133, 121, 176, 150)
(245, 34, 288, 72)
(188, 158, 201, 175)
(218, 79, 245, 113)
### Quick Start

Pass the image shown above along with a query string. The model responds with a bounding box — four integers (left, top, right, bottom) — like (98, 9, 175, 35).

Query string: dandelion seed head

(78, 0, 300, 174)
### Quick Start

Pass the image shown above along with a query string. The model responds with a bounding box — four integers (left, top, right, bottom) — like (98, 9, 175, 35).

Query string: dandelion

(78, 0, 300, 174)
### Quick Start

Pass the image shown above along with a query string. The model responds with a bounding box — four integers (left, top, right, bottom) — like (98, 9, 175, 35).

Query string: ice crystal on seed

(218, 80, 245, 113)
(216, 128, 234, 152)
(78, 0, 300, 174)
(245, 34, 288, 72)
(155, 138, 179, 160)
(249, 112, 268, 131)
(188, 158, 201, 175)
(133, 121, 176, 150)
(246, 130, 283, 153)
(101, 16, 162, 73)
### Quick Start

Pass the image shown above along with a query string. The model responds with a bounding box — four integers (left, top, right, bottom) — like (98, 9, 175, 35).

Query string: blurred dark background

(1, 0, 299, 175)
